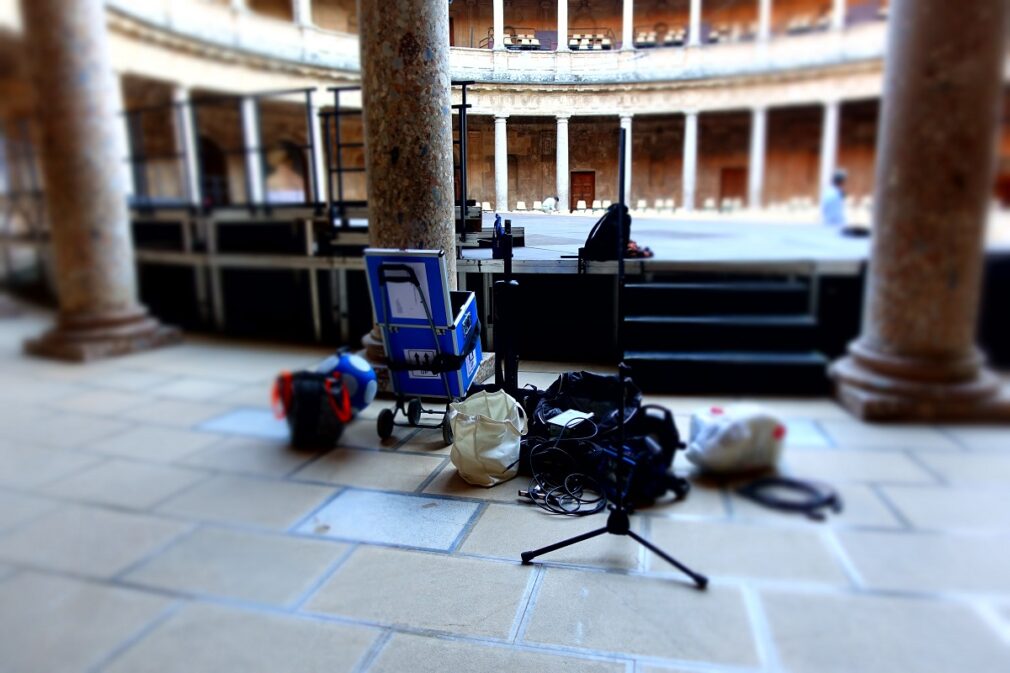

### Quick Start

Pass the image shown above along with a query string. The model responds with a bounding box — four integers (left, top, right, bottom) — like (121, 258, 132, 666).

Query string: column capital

(619, 113, 634, 122)
(494, 113, 509, 121)
(556, 114, 571, 121)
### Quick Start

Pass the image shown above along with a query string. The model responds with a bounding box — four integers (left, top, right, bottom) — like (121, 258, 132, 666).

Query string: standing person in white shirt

(821, 169, 847, 227)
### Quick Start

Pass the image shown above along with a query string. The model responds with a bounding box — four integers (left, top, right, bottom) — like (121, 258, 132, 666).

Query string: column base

(829, 355, 1010, 422)
(25, 307, 181, 362)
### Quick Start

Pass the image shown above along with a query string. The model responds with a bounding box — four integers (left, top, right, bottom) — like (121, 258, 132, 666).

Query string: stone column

(556, 114, 570, 212)
(172, 86, 201, 208)
(622, 0, 634, 50)
(757, 0, 772, 41)
(818, 99, 840, 200)
(620, 114, 633, 202)
(230, 0, 246, 10)
(292, 0, 312, 27)
(309, 93, 328, 205)
(494, 114, 509, 211)
(748, 106, 767, 209)
(493, 0, 505, 50)
(241, 96, 265, 204)
(21, 0, 179, 361)
(689, 0, 702, 47)
(829, 0, 1009, 421)
(682, 110, 698, 211)
(113, 73, 134, 199)
(831, 0, 846, 30)
(557, 0, 568, 51)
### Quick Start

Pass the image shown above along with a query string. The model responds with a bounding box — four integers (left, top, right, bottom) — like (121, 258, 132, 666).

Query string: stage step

(623, 314, 818, 351)
(624, 350, 831, 395)
(623, 280, 810, 316)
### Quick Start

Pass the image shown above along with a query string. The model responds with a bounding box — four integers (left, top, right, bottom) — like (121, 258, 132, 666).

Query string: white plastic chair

(515, 201, 527, 211)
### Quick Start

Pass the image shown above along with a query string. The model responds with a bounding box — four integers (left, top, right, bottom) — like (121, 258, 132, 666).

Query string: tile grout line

(352, 628, 394, 673)
(740, 585, 783, 673)
(510, 565, 546, 645)
(85, 600, 184, 673)
(290, 542, 360, 612)
(449, 500, 488, 553)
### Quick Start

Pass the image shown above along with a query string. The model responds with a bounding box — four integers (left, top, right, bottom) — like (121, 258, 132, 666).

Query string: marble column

(113, 74, 134, 199)
(309, 93, 328, 205)
(230, 0, 246, 10)
(622, 0, 634, 50)
(689, 0, 702, 47)
(556, 115, 570, 213)
(241, 96, 265, 204)
(494, 114, 508, 211)
(818, 99, 840, 200)
(557, 0, 568, 51)
(831, 0, 846, 30)
(620, 114, 633, 202)
(829, 0, 1009, 420)
(748, 106, 767, 209)
(292, 0, 312, 27)
(21, 0, 179, 361)
(358, 0, 459, 368)
(172, 86, 201, 209)
(493, 0, 505, 50)
(682, 110, 698, 211)
(757, 0, 772, 41)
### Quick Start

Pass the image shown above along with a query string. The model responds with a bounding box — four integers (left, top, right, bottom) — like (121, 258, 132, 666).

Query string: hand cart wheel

(377, 408, 395, 440)
(441, 416, 453, 446)
(407, 398, 423, 426)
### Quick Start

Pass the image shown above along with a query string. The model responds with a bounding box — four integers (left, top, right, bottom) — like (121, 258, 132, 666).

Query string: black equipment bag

(580, 203, 631, 261)
(528, 371, 642, 437)
(273, 370, 353, 449)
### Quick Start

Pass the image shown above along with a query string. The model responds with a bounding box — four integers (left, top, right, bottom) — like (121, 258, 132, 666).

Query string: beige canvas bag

(449, 390, 528, 487)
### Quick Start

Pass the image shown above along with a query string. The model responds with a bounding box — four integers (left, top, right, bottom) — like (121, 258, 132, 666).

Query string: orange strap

(324, 373, 353, 423)
(272, 371, 293, 419)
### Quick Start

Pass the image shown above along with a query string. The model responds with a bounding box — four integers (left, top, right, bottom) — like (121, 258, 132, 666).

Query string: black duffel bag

(580, 203, 631, 261)
(273, 370, 353, 449)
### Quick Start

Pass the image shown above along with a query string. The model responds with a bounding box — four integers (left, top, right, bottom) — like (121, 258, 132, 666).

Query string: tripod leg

(628, 531, 709, 590)
(520, 527, 609, 565)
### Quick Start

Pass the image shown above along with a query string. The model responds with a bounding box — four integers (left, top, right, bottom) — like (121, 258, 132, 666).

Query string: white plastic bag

(449, 390, 528, 487)
(686, 404, 786, 474)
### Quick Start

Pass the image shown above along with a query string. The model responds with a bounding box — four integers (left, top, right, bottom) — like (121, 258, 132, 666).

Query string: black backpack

(273, 371, 353, 449)
(580, 203, 631, 261)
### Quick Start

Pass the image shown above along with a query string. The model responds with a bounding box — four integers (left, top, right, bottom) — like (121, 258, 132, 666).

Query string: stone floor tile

(397, 427, 452, 455)
(49, 389, 150, 415)
(0, 491, 59, 531)
(178, 435, 317, 477)
(643, 484, 728, 519)
(124, 526, 346, 606)
(423, 464, 527, 503)
(818, 421, 961, 451)
(916, 451, 1010, 485)
(120, 399, 234, 429)
(0, 572, 172, 673)
(305, 546, 531, 638)
(293, 448, 445, 492)
(880, 485, 1010, 532)
(91, 368, 177, 392)
(156, 474, 334, 529)
(2, 412, 132, 450)
(369, 632, 628, 673)
(297, 489, 478, 550)
(460, 503, 641, 569)
(338, 415, 415, 449)
(42, 459, 208, 510)
(940, 425, 1009, 451)
(762, 590, 1010, 673)
(782, 449, 937, 483)
(197, 407, 289, 440)
(646, 518, 849, 584)
(148, 377, 242, 402)
(0, 444, 103, 489)
(85, 425, 226, 463)
(103, 603, 377, 673)
(837, 529, 1010, 593)
(0, 504, 191, 578)
(524, 567, 757, 665)
(730, 482, 902, 528)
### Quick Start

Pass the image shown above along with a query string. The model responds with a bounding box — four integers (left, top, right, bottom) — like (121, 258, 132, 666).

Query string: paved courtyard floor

(0, 296, 1008, 672)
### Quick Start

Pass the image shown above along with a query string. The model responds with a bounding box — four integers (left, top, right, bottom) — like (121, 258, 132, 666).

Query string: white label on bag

(404, 349, 439, 379)
(548, 409, 594, 427)
(465, 349, 477, 376)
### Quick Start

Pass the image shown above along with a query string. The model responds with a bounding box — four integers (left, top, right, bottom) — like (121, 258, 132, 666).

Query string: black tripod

(519, 130, 708, 590)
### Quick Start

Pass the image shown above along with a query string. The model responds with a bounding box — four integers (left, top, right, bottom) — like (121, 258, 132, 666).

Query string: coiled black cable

(518, 417, 608, 516)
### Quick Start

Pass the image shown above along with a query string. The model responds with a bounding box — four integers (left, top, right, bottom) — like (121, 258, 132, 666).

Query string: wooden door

(719, 167, 747, 202)
(571, 171, 595, 210)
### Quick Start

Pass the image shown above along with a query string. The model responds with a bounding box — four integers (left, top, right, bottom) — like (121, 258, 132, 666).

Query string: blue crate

(365, 249, 482, 399)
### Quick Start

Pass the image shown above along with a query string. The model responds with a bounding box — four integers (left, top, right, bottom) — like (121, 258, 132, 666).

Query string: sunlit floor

(0, 296, 1009, 673)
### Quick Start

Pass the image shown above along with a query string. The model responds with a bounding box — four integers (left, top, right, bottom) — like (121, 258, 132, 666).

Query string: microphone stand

(519, 129, 708, 589)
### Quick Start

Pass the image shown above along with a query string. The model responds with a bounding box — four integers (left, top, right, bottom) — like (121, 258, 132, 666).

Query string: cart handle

(378, 263, 421, 288)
